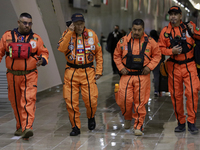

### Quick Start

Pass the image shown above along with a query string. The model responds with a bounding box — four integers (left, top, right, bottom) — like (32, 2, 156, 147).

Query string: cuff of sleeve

(147, 64, 153, 71)
(118, 64, 125, 71)
(41, 57, 47, 66)
(170, 49, 173, 55)
(95, 70, 103, 75)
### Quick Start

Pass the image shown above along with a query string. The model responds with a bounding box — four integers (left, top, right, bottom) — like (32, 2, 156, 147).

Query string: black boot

(70, 126, 80, 136)
(188, 121, 199, 134)
(174, 122, 185, 132)
(88, 117, 96, 130)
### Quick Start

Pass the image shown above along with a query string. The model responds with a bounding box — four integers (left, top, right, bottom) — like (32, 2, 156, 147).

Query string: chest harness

(122, 36, 149, 75)
(6, 30, 36, 59)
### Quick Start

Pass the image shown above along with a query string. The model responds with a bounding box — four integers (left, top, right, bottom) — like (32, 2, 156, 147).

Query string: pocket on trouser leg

(89, 82, 98, 108)
(63, 82, 71, 99)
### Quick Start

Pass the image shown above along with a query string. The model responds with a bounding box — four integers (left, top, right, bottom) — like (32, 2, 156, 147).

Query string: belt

(67, 62, 93, 69)
(127, 71, 142, 75)
(169, 57, 194, 65)
(7, 68, 36, 75)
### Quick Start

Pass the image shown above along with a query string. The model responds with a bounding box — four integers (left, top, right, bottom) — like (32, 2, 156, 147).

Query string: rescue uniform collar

(166, 21, 185, 34)
(13, 28, 33, 36)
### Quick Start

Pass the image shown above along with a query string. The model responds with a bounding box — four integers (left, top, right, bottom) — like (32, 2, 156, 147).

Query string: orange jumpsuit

(159, 21, 200, 124)
(58, 28, 103, 129)
(114, 33, 161, 130)
(0, 29, 49, 132)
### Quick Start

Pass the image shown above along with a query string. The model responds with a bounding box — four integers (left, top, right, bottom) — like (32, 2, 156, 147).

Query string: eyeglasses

(19, 20, 33, 26)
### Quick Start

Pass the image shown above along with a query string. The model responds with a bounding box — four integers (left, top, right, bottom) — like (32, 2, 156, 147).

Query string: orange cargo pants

(63, 67, 98, 129)
(7, 71, 38, 132)
(167, 61, 199, 124)
(116, 74, 150, 130)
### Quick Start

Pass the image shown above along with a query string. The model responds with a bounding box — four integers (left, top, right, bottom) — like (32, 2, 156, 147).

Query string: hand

(36, 55, 43, 67)
(69, 23, 75, 32)
(172, 45, 182, 55)
(187, 23, 194, 34)
(95, 74, 101, 80)
(142, 66, 151, 75)
(120, 68, 129, 75)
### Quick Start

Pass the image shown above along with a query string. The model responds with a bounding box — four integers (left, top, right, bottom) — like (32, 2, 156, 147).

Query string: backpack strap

(127, 39, 132, 54)
(122, 36, 149, 60)
(11, 30, 15, 42)
(26, 33, 34, 43)
(140, 36, 148, 54)
(183, 22, 193, 38)
(122, 39, 132, 60)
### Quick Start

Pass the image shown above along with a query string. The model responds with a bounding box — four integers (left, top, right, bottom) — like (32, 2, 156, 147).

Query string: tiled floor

(0, 50, 200, 150)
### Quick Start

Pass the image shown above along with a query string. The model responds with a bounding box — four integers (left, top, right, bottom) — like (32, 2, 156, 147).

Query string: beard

(19, 27, 30, 35)
(171, 20, 176, 24)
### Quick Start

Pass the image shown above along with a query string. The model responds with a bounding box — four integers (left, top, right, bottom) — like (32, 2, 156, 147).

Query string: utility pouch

(126, 53, 144, 70)
(7, 30, 33, 59)
(8, 42, 32, 59)
(125, 36, 148, 70)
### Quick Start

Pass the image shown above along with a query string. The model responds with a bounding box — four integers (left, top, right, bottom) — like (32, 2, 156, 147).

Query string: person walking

(0, 12, 49, 139)
(57, 13, 103, 136)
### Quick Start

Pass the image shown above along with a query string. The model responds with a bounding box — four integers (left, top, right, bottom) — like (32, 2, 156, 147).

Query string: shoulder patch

(33, 37, 38, 41)
(196, 27, 199, 31)
(164, 32, 169, 38)
(149, 37, 152, 40)
(120, 38, 124, 43)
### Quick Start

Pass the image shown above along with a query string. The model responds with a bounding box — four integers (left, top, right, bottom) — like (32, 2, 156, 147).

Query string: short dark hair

(150, 30, 159, 42)
(132, 19, 144, 28)
(20, 13, 32, 19)
(115, 25, 119, 28)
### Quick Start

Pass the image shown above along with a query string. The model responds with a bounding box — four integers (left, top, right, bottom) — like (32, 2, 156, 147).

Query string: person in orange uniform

(159, 6, 200, 134)
(0, 13, 49, 139)
(57, 13, 103, 136)
(114, 19, 161, 136)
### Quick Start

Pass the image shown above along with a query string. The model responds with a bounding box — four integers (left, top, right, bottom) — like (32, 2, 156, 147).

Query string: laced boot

(70, 126, 80, 136)
(88, 117, 96, 130)
(174, 122, 185, 132)
(188, 121, 198, 134)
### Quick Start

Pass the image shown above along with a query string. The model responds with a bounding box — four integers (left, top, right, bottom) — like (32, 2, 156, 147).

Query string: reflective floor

(1, 49, 200, 150)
